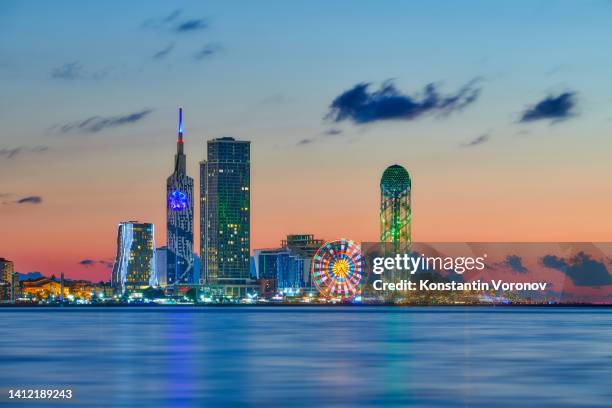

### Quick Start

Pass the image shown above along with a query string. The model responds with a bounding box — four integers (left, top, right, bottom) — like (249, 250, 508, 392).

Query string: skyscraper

(380, 164, 411, 251)
(111, 222, 158, 294)
(200, 137, 250, 297)
(0, 257, 15, 301)
(167, 108, 194, 285)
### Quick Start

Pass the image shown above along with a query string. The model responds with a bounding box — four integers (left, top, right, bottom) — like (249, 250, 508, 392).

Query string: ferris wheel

(311, 239, 363, 300)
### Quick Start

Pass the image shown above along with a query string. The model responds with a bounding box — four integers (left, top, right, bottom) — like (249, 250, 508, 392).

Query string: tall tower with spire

(166, 108, 194, 286)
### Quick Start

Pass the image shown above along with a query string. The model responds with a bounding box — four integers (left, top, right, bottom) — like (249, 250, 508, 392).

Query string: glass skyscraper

(166, 108, 194, 285)
(111, 222, 158, 294)
(200, 137, 250, 296)
(0, 257, 15, 301)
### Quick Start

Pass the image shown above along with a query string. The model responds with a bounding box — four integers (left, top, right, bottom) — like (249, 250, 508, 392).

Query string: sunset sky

(1, 0, 612, 281)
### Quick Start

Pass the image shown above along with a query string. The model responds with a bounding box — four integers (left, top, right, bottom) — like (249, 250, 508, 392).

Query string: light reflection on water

(1, 307, 611, 407)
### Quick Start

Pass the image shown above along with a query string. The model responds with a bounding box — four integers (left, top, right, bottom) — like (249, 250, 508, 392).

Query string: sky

(1, 0, 612, 281)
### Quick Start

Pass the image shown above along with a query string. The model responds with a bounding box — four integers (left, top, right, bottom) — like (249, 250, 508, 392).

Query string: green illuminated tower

(380, 164, 411, 252)
(200, 137, 251, 298)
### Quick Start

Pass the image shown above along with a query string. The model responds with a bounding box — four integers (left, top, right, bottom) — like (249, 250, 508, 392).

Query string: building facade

(155, 246, 168, 287)
(253, 234, 324, 295)
(167, 108, 194, 286)
(200, 137, 251, 297)
(380, 164, 411, 251)
(111, 221, 158, 294)
(0, 257, 15, 301)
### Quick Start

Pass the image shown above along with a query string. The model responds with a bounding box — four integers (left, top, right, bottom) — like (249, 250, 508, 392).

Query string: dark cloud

(60, 109, 153, 134)
(16, 196, 42, 204)
(461, 134, 489, 147)
(177, 19, 208, 32)
(326, 79, 481, 125)
(193, 44, 221, 61)
(79, 259, 114, 269)
(520, 92, 577, 123)
(503, 255, 528, 274)
(51, 62, 107, 80)
(0, 146, 50, 159)
(542, 252, 612, 286)
(152, 44, 174, 60)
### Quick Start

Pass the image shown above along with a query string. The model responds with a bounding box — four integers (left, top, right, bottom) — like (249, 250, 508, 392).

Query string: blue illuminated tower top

(174, 107, 186, 173)
(178, 107, 184, 140)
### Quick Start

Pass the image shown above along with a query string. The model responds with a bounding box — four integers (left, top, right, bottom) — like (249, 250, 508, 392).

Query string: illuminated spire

(174, 107, 186, 173)
(178, 107, 184, 143)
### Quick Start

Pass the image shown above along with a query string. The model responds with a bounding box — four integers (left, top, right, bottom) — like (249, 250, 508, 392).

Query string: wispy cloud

(193, 44, 221, 61)
(79, 259, 114, 269)
(16, 196, 42, 204)
(143, 10, 208, 34)
(0, 146, 49, 159)
(519, 92, 577, 123)
(461, 134, 490, 148)
(51, 62, 108, 80)
(142, 9, 182, 29)
(163, 9, 181, 23)
(297, 138, 314, 146)
(177, 19, 208, 33)
(152, 44, 174, 60)
(323, 128, 343, 136)
(326, 79, 481, 125)
(59, 109, 153, 134)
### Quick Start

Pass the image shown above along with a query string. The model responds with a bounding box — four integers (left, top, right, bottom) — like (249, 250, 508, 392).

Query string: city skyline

(2, 1, 612, 281)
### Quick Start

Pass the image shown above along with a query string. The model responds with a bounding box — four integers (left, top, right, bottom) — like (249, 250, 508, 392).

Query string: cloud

(542, 252, 612, 286)
(461, 134, 489, 148)
(0, 146, 50, 159)
(193, 44, 221, 61)
(163, 9, 181, 23)
(143, 10, 209, 34)
(326, 79, 481, 125)
(59, 109, 153, 134)
(142, 9, 181, 29)
(520, 92, 577, 123)
(152, 44, 174, 60)
(177, 19, 208, 32)
(51, 62, 108, 80)
(503, 255, 528, 273)
(16, 196, 42, 204)
(79, 259, 114, 269)
(297, 138, 314, 146)
(323, 128, 343, 136)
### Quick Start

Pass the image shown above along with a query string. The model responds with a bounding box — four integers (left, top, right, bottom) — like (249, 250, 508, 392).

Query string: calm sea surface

(1, 307, 611, 407)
